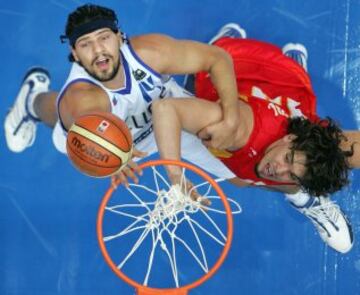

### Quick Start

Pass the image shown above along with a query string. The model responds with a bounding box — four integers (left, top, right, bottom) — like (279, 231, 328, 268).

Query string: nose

(275, 162, 291, 176)
(91, 41, 105, 55)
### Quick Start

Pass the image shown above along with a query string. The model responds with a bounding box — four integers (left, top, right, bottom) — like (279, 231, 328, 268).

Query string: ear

(117, 31, 123, 46)
(283, 134, 296, 142)
(70, 46, 79, 62)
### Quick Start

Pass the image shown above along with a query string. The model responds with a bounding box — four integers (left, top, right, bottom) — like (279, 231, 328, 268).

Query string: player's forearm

(153, 98, 224, 180)
(152, 100, 183, 178)
(209, 49, 239, 125)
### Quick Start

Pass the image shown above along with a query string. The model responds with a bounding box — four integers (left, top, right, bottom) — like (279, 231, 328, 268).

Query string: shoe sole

(23, 67, 51, 82)
(282, 43, 308, 59)
(209, 23, 247, 44)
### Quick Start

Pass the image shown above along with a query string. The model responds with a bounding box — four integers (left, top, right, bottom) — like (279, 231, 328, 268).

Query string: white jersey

(52, 37, 235, 180)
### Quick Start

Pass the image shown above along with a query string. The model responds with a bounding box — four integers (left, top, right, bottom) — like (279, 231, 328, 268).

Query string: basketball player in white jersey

(4, 3, 239, 184)
(4, 5, 353, 253)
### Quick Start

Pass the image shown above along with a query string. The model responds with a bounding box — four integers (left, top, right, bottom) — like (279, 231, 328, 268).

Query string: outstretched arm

(152, 98, 224, 182)
(59, 82, 145, 183)
(132, 34, 239, 149)
(59, 82, 111, 130)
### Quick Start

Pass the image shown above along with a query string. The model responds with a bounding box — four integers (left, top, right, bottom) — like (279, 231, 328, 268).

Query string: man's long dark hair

(288, 117, 353, 197)
(62, 4, 119, 62)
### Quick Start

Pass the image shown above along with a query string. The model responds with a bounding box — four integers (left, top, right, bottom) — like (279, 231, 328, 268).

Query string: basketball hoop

(97, 159, 240, 294)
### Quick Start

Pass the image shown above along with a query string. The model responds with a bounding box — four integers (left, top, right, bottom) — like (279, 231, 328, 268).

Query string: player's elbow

(213, 46, 233, 65)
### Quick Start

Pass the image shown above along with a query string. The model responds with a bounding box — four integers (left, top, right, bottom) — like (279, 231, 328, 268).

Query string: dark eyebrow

(288, 151, 299, 182)
(76, 36, 90, 43)
(76, 29, 112, 43)
(96, 28, 112, 36)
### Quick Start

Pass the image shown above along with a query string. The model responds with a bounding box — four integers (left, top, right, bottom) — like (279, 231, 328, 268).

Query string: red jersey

(195, 38, 317, 186)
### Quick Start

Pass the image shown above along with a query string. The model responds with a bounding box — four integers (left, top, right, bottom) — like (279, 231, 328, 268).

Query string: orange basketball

(66, 112, 133, 177)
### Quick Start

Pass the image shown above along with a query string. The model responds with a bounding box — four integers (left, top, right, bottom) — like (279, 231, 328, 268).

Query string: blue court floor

(1, 1, 360, 294)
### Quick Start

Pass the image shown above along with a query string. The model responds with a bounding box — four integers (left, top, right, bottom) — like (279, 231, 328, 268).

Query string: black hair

(61, 4, 119, 62)
(288, 116, 353, 196)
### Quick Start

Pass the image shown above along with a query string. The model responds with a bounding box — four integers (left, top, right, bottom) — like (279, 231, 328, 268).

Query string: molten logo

(71, 137, 109, 162)
(97, 120, 110, 133)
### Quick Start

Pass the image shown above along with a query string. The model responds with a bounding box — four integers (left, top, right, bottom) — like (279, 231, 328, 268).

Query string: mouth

(264, 163, 275, 178)
(94, 56, 111, 70)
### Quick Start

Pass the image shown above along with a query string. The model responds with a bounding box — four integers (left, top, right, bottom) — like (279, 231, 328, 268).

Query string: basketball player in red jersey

(153, 24, 356, 254)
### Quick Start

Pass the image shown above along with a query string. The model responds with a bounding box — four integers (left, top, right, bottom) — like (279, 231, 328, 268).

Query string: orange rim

(97, 159, 233, 294)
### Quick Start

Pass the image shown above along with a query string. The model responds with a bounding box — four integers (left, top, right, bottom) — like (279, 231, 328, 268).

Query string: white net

(99, 163, 241, 289)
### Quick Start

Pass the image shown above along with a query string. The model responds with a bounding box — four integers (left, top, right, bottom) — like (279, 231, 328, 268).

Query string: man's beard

(79, 55, 121, 82)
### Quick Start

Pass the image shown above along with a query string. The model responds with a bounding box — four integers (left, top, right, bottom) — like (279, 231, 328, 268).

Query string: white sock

(26, 90, 42, 119)
(285, 191, 311, 207)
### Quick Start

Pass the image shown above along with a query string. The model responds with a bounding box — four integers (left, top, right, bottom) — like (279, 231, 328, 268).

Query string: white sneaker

(282, 43, 308, 72)
(4, 67, 50, 153)
(290, 196, 353, 253)
(208, 23, 247, 44)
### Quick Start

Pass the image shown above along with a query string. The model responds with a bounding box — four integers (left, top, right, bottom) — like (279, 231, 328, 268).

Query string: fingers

(132, 148, 148, 159)
(111, 171, 129, 188)
(199, 197, 212, 207)
(167, 167, 184, 185)
(111, 175, 118, 189)
(185, 180, 211, 207)
(124, 166, 139, 185)
(127, 159, 143, 177)
(198, 125, 233, 149)
(197, 126, 213, 148)
(112, 168, 137, 188)
(188, 188, 211, 207)
(198, 125, 224, 149)
(197, 127, 212, 141)
(111, 159, 143, 188)
(201, 138, 212, 148)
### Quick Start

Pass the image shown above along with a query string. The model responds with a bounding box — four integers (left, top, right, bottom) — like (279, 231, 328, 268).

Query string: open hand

(168, 169, 211, 207)
(111, 148, 147, 188)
